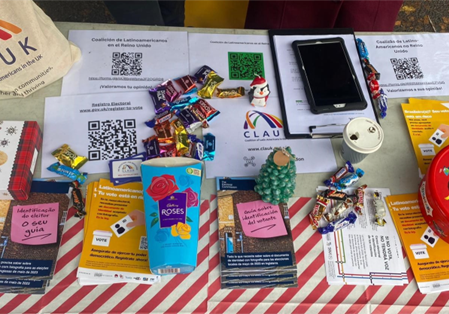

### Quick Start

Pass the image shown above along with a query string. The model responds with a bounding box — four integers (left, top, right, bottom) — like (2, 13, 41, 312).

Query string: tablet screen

(296, 41, 363, 107)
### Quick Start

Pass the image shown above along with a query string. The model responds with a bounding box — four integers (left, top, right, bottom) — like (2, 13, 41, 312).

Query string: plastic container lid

(343, 118, 384, 154)
(426, 145, 449, 215)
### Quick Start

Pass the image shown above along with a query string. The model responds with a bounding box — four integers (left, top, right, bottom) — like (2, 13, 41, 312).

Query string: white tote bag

(0, 0, 81, 99)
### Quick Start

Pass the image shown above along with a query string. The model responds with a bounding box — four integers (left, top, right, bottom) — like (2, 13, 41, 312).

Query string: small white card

(410, 244, 429, 259)
(110, 215, 135, 238)
(111, 159, 142, 180)
(421, 226, 440, 248)
(429, 129, 448, 147)
(92, 230, 113, 247)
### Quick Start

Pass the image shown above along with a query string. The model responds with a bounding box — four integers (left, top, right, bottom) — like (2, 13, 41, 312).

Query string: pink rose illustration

(146, 174, 178, 202)
(183, 187, 199, 208)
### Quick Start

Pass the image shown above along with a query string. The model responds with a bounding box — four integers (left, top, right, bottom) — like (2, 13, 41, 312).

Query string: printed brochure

(402, 98, 449, 177)
(216, 177, 298, 289)
(77, 179, 160, 285)
(386, 193, 449, 294)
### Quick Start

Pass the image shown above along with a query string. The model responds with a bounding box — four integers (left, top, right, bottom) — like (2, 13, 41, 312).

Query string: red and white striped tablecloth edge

(0, 200, 211, 314)
(206, 196, 449, 314)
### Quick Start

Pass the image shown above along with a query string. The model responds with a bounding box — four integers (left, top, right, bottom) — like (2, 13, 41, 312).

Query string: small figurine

(249, 75, 270, 107)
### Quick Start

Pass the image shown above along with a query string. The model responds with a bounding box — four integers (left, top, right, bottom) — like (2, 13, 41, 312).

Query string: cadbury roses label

(158, 193, 187, 228)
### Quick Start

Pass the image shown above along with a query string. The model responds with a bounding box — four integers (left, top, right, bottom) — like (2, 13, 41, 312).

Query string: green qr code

(228, 52, 265, 80)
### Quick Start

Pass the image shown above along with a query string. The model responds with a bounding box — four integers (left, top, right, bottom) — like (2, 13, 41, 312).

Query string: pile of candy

(309, 160, 390, 233)
(142, 65, 244, 161)
(47, 144, 88, 217)
(309, 161, 368, 234)
(357, 38, 388, 118)
(45, 65, 248, 216)
(309, 185, 367, 235)
(47, 144, 88, 185)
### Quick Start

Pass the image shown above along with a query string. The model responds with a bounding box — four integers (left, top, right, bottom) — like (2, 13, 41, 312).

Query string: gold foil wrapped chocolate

(216, 87, 245, 98)
(52, 144, 88, 170)
(197, 71, 224, 99)
(171, 119, 189, 156)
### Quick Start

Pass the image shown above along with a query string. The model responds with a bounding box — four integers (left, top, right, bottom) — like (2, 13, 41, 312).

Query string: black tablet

(292, 37, 367, 114)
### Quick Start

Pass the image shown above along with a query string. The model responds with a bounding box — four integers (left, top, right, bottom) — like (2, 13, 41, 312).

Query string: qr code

(390, 57, 423, 80)
(112, 52, 143, 76)
(228, 52, 265, 80)
(87, 119, 137, 160)
(139, 236, 147, 250)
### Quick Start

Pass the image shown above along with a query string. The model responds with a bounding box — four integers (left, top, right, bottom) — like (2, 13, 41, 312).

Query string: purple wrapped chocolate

(161, 80, 181, 103)
(145, 111, 173, 128)
(149, 86, 171, 114)
(318, 211, 357, 235)
(169, 96, 197, 111)
(176, 108, 202, 133)
(194, 65, 215, 84)
(188, 134, 204, 160)
(142, 135, 161, 159)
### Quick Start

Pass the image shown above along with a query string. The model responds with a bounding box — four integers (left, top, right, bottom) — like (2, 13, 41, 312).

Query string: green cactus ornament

(254, 147, 296, 205)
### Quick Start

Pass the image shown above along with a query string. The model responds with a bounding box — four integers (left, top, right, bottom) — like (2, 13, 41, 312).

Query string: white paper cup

(341, 118, 384, 164)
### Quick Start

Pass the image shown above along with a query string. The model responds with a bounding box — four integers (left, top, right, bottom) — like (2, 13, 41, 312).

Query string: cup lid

(343, 118, 384, 154)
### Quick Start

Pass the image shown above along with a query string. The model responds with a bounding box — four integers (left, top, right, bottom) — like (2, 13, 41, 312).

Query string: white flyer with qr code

(41, 92, 156, 177)
(61, 30, 189, 96)
(358, 33, 449, 98)
(188, 33, 279, 97)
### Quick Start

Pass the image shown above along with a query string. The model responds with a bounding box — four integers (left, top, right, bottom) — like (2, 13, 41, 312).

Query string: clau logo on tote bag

(0, 19, 37, 66)
(0, 20, 22, 41)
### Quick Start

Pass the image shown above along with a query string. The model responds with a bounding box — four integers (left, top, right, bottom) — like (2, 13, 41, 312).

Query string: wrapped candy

(357, 38, 387, 118)
(378, 89, 388, 119)
(160, 143, 177, 157)
(160, 80, 181, 102)
(188, 134, 204, 160)
(169, 97, 197, 111)
(174, 75, 197, 95)
(367, 73, 381, 100)
(176, 108, 202, 133)
(197, 71, 224, 99)
(203, 133, 216, 161)
(309, 194, 330, 229)
(318, 212, 357, 234)
(52, 144, 88, 170)
(193, 65, 215, 84)
(145, 111, 173, 128)
(373, 191, 387, 226)
(172, 119, 189, 156)
(149, 86, 171, 114)
(353, 185, 367, 215)
(142, 135, 160, 159)
(334, 168, 364, 189)
(324, 161, 354, 186)
(47, 162, 87, 184)
(323, 189, 347, 201)
(216, 87, 245, 98)
(154, 120, 174, 143)
(192, 99, 220, 122)
(324, 198, 353, 223)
